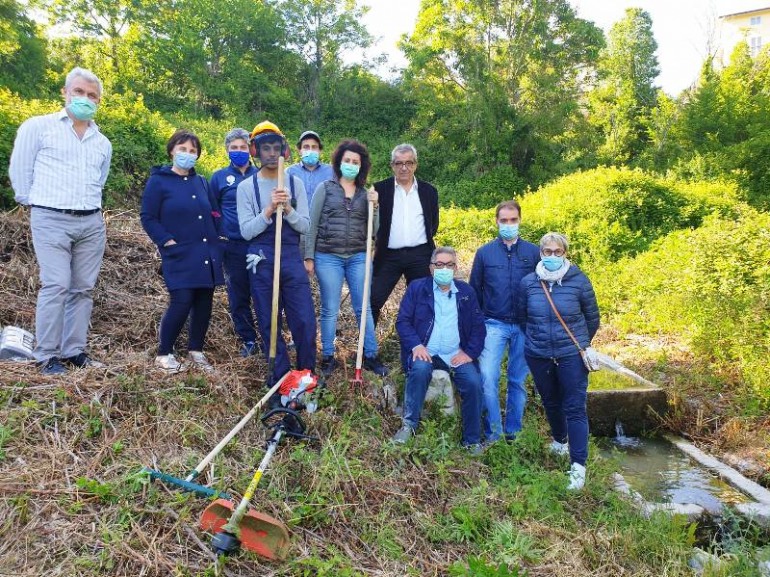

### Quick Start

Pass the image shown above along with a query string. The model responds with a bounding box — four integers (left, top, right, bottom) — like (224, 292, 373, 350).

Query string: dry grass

(0, 209, 759, 576)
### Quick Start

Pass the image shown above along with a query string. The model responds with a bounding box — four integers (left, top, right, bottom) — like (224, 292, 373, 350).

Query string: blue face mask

(301, 150, 320, 166)
(340, 162, 360, 180)
(433, 268, 454, 286)
(499, 223, 519, 241)
(68, 96, 97, 121)
(541, 256, 564, 272)
(173, 151, 197, 170)
(228, 150, 250, 167)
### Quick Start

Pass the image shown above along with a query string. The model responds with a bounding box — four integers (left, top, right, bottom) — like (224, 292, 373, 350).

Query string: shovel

(199, 407, 313, 559)
(351, 196, 375, 390)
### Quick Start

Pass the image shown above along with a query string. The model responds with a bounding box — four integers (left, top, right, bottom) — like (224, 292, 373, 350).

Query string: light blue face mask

(340, 162, 360, 179)
(499, 223, 519, 241)
(541, 256, 564, 272)
(301, 150, 320, 166)
(68, 96, 97, 121)
(173, 151, 197, 170)
(433, 268, 454, 286)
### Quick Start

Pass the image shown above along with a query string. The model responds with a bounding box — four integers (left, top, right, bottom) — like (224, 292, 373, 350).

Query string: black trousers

(370, 243, 432, 325)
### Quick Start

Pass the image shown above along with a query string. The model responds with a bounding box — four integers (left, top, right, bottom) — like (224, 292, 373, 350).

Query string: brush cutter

(144, 371, 293, 498)
(351, 196, 375, 390)
(200, 372, 319, 559)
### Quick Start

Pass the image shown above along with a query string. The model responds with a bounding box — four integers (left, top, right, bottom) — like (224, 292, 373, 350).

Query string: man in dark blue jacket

(394, 246, 486, 451)
(210, 128, 260, 357)
(470, 200, 540, 442)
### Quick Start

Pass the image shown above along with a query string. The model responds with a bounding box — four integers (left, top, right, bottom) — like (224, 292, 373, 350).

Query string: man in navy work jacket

(286, 130, 334, 207)
(470, 200, 540, 443)
(393, 246, 486, 452)
(236, 121, 315, 386)
(371, 143, 439, 326)
(9, 67, 111, 375)
(210, 128, 260, 357)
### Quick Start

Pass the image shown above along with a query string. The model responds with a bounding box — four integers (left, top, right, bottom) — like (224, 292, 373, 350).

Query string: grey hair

(539, 232, 569, 252)
(431, 246, 456, 262)
(64, 67, 103, 96)
(390, 143, 418, 163)
(224, 128, 250, 149)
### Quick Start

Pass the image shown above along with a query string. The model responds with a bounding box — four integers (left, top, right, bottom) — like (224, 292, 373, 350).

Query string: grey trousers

(30, 208, 106, 362)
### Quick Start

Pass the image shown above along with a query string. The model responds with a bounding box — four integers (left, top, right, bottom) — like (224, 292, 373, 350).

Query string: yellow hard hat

(250, 120, 284, 140)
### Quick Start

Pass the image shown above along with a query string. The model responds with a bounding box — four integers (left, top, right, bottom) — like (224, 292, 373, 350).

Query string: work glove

(246, 249, 266, 273)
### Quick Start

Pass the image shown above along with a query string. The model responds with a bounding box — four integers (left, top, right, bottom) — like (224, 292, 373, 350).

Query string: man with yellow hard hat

(236, 121, 316, 384)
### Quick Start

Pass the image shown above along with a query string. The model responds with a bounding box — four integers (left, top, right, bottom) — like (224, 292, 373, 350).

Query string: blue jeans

(525, 353, 589, 466)
(223, 240, 258, 345)
(315, 251, 377, 357)
(403, 356, 482, 446)
(478, 319, 530, 440)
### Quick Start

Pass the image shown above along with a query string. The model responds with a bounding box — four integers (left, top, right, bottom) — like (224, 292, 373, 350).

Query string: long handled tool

(144, 371, 292, 498)
(351, 196, 375, 390)
(266, 157, 285, 391)
(199, 377, 318, 560)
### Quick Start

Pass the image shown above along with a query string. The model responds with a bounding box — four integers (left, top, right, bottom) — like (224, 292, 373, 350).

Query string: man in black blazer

(371, 143, 439, 325)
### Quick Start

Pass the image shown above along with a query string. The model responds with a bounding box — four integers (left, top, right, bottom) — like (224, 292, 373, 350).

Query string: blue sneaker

(38, 357, 67, 375)
(240, 341, 258, 357)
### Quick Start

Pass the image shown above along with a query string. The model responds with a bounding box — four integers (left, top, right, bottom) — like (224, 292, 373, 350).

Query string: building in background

(719, 6, 770, 64)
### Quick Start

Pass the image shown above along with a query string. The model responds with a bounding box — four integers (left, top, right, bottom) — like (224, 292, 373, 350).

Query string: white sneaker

(567, 463, 586, 491)
(549, 440, 570, 456)
(188, 351, 214, 373)
(154, 354, 185, 373)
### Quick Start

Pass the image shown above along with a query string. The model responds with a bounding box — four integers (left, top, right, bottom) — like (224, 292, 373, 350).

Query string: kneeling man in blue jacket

(393, 246, 486, 451)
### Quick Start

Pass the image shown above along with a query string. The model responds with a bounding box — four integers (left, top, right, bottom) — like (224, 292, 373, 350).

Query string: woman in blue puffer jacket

(518, 232, 600, 490)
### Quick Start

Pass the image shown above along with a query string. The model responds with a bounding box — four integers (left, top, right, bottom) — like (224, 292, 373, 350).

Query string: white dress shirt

(9, 109, 112, 209)
(388, 179, 427, 249)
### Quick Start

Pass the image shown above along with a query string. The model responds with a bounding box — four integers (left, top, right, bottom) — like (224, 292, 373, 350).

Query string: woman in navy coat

(140, 129, 224, 373)
(518, 232, 600, 490)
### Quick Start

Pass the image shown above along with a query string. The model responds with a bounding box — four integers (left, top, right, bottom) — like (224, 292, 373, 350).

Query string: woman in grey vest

(304, 139, 388, 378)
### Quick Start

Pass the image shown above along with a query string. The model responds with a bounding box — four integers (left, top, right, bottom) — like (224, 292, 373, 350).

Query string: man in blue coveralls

(209, 128, 261, 357)
(236, 121, 316, 384)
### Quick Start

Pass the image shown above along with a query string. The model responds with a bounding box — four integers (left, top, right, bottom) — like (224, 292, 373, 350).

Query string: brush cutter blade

(199, 498, 290, 560)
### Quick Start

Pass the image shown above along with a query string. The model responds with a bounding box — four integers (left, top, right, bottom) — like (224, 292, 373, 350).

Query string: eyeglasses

(541, 248, 565, 257)
(392, 161, 416, 169)
(431, 261, 456, 269)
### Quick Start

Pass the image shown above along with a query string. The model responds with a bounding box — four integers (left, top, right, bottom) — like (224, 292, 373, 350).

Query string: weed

(449, 556, 526, 576)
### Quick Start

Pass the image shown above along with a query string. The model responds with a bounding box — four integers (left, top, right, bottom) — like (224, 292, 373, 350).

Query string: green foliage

(401, 0, 604, 188)
(603, 208, 770, 406)
(438, 165, 527, 209)
(449, 556, 524, 576)
(0, 90, 59, 208)
(0, 0, 48, 97)
(520, 167, 740, 269)
(589, 8, 659, 164)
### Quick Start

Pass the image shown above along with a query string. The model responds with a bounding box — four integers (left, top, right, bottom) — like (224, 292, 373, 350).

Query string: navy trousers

(223, 240, 258, 345)
(249, 242, 316, 382)
(158, 288, 214, 355)
(525, 353, 589, 466)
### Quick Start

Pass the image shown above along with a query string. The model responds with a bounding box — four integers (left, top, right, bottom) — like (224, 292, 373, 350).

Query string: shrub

(520, 166, 741, 270)
(0, 90, 172, 209)
(604, 209, 770, 407)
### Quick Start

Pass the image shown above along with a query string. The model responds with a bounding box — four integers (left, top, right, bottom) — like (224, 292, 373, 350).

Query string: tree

(47, 0, 136, 86)
(400, 0, 603, 189)
(279, 0, 371, 124)
(0, 0, 47, 96)
(589, 8, 659, 164)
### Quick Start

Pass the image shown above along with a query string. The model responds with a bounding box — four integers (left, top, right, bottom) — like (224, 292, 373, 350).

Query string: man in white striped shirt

(9, 67, 112, 375)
